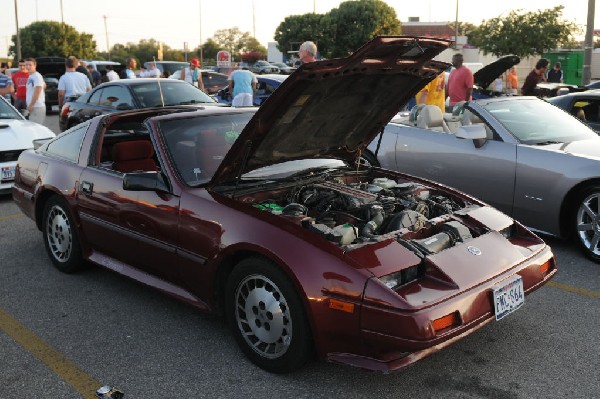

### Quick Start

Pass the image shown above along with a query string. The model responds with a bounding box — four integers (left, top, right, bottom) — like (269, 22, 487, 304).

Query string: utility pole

(199, 0, 203, 65)
(583, 0, 596, 85)
(454, 0, 459, 49)
(103, 15, 110, 60)
(60, 0, 64, 24)
(252, 0, 256, 38)
(14, 0, 21, 61)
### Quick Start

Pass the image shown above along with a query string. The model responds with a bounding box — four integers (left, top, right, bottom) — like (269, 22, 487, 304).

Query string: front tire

(225, 258, 313, 373)
(574, 186, 600, 262)
(42, 196, 84, 273)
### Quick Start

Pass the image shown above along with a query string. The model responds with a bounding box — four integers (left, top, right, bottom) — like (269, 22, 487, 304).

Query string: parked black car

(547, 89, 600, 132)
(58, 78, 216, 131)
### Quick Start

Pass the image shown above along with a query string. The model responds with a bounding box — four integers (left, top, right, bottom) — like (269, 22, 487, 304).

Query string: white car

(0, 97, 55, 194)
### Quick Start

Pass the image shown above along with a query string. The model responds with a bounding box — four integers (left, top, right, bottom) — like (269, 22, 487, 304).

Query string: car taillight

(60, 105, 70, 117)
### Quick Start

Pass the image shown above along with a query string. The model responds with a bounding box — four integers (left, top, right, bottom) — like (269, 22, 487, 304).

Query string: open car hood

(473, 55, 520, 89)
(211, 36, 450, 185)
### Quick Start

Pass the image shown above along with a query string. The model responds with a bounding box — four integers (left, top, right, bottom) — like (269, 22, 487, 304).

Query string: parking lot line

(547, 281, 600, 299)
(0, 307, 101, 399)
(0, 213, 24, 221)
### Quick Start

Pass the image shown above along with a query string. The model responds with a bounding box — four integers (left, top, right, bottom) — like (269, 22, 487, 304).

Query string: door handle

(80, 181, 94, 195)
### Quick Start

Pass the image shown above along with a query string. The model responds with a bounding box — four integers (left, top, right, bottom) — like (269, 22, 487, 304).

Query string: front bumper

(328, 245, 556, 372)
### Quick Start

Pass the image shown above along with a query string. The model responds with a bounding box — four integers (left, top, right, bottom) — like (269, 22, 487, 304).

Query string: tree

(323, 0, 401, 58)
(10, 21, 97, 60)
(240, 37, 267, 58)
(201, 38, 221, 60)
(209, 27, 266, 61)
(212, 27, 247, 56)
(469, 6, 580, 57)
(274, 13, 326, 56)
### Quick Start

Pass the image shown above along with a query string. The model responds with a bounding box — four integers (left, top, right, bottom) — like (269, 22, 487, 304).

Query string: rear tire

(574, 186, 600, 262)
(42, 196, 84, 273)
(225, 257, 313, 373)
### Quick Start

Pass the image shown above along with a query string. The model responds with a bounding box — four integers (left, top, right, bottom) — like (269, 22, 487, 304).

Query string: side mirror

(123, 171, 170, 193)
(455, 124, 487, 140)
(455, 124, 487, 148)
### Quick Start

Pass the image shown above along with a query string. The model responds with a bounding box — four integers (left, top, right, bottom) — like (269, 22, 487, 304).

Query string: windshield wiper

(178, 100, 210, 105)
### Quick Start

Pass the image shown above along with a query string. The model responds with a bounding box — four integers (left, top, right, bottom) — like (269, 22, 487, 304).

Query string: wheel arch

(213, 248, 310, 316)
(34, 189, 62, 230)
(559, 178, 600, 238)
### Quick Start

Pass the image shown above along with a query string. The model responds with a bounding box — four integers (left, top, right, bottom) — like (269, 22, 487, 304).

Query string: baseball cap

(190, 58, 200, 67)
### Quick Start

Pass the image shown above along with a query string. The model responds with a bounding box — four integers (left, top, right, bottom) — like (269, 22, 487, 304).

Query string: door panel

(76, 167, 180, 281)
(391, 124, 517, 214)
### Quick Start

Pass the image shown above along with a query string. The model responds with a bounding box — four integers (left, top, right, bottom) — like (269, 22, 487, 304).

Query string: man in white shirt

(24, 58, 46, 124)
(179, 58, 205, 92)
(58, 56, 92, 108)
(105, 65, 120, 81)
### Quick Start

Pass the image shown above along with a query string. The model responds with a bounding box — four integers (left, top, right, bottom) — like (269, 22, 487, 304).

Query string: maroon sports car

(12, 37, 556, 373)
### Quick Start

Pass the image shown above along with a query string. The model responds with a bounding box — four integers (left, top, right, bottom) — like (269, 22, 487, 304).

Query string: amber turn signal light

(539, 260, 552, 274)
(329, 299, 355, 313)
(432, 312, 460, 333)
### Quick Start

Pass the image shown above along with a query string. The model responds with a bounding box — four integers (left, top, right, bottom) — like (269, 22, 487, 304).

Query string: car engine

(251, 176, 482, 256)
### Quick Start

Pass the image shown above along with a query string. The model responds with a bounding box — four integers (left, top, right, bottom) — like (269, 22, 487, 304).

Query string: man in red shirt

(11, 59, 29, 112)
(447, 53, 474, 112)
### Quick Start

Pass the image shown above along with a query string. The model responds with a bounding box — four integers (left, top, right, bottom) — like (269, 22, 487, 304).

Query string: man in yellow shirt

(416, 72, 446, 112)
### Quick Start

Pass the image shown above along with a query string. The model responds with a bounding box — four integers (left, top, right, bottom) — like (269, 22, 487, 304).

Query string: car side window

(45, 124, 88, 163)
(88, 88, 103, 105)
(98, 86, 134, 109)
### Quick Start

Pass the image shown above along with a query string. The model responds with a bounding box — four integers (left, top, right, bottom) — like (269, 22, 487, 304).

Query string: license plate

(52, 105, 59, 112)
(1, 166, 15, 181)
(492, 275, 524, 320)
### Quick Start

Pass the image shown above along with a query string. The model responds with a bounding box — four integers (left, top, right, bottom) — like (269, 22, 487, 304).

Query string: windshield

(481, 98, 598, 144)
(131, 81, 215, 107)
(0, 97, 23, 120)
(160, 112, 253, 185)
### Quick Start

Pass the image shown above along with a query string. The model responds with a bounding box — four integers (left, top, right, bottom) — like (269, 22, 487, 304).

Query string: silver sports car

(366, 97, 600, 261)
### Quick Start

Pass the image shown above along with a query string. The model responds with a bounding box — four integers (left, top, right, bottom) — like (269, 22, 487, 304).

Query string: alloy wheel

(46, 204, 73, 262)
(576, 192, 600, 256)
(234, 274, 292, 359)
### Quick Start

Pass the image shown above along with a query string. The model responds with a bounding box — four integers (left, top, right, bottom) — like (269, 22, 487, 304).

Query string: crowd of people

(415, 53, 562, 113)
(0, 41, 561, 126)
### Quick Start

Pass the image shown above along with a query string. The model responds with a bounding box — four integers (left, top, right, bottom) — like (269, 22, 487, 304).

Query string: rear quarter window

(45, 124, 88, 163)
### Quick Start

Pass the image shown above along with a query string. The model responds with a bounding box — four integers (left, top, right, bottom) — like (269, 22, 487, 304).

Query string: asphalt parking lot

(0, 114, 598, 398)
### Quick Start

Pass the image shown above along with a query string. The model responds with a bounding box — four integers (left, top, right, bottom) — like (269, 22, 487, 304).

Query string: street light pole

(103, 15, 110, 60)
(252, 0, 256, 38)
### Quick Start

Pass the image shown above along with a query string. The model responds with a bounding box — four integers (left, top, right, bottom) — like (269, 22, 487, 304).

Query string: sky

(1, 0, 597, 58)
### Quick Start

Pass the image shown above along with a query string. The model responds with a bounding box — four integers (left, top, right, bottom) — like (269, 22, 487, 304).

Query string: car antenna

(153, 57, 165, 107)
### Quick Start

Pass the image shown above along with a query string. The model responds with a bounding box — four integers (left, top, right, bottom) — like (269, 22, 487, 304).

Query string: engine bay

(240, 172, 491, 257)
